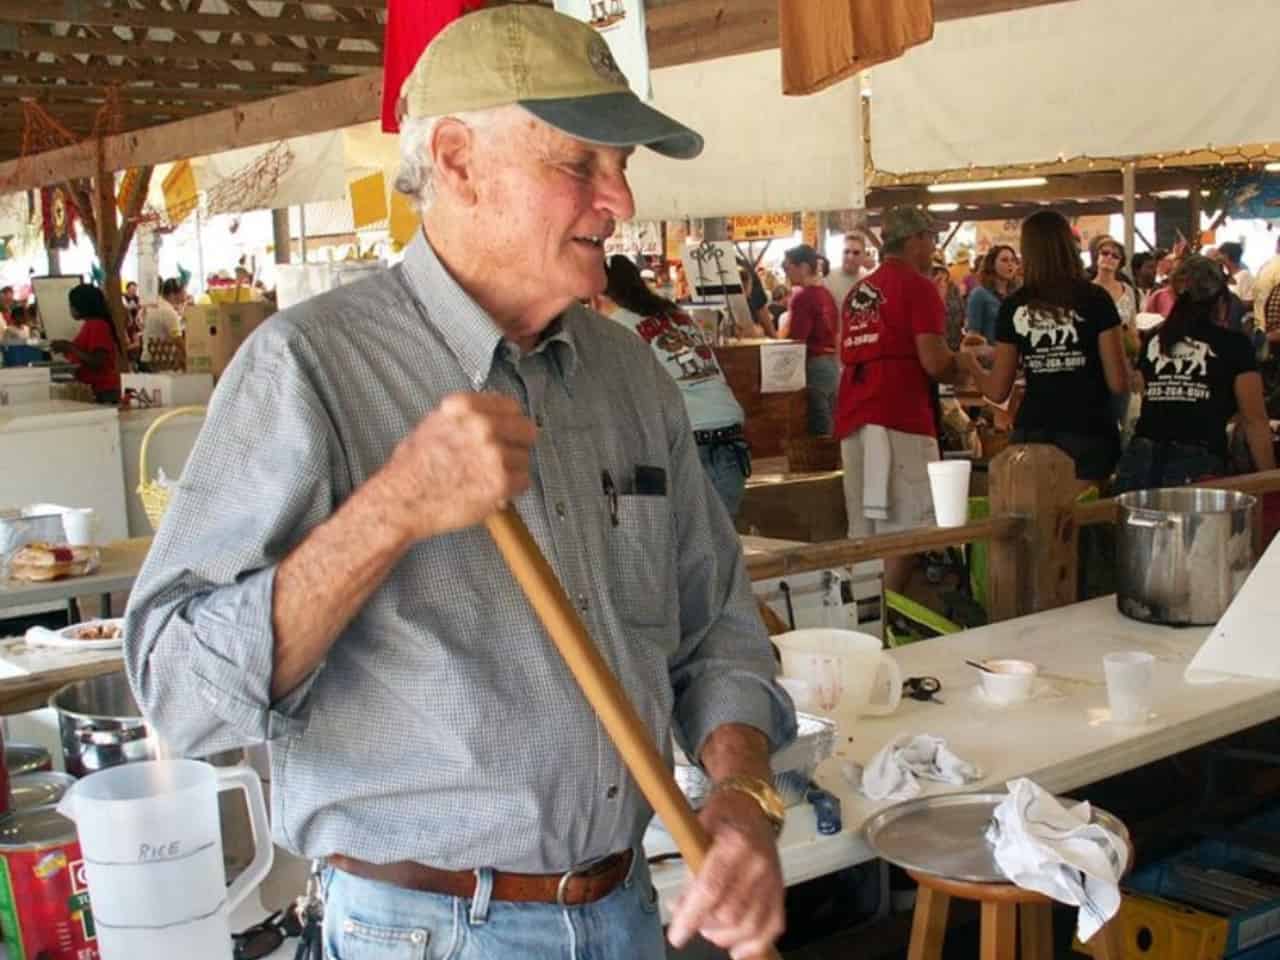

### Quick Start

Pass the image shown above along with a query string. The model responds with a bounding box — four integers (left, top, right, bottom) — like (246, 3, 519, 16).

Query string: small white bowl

(977, 659, 1038, 704)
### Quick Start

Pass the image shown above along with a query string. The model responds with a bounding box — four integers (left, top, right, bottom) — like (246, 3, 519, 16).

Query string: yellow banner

(388, 190, 419, 251)
(116, 168, 141, 215)
(349, 172, 388, 230)
(162, 160, 198, 225)
(729, 212, 795, 241)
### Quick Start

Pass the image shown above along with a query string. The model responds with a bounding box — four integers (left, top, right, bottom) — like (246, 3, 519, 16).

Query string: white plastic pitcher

(773, 629, 902, 726)
(57, 759, 273, 960)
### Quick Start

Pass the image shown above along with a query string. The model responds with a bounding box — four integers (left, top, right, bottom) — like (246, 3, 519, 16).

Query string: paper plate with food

(8, 542, 100, 582)
(25, 618, 124, 651)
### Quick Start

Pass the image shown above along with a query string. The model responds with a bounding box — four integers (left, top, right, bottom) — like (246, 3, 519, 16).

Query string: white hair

(394, 106, 524, 211)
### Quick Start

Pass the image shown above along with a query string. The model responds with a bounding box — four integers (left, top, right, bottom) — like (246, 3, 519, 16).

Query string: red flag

(382, 0, 488, 133)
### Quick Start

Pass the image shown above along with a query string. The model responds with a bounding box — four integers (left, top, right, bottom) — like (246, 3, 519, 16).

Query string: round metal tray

(862, 791, 1129, 883)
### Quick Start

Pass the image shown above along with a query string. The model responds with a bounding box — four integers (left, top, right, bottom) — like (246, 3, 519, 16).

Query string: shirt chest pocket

(606, 494, 677, 628)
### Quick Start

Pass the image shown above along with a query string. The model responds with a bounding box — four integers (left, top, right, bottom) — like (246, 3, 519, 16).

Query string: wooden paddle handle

(485, 507, 780, 960)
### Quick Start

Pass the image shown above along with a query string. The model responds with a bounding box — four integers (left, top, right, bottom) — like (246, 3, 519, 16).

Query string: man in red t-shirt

(781, 244, 840, 435)
(836, 206, 965, 592)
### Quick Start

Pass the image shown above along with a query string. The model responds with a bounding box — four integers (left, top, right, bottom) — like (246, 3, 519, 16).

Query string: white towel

(987, 778, 1127, 943)
(862, 424, 892, 520)
(860, 734, 982, 801)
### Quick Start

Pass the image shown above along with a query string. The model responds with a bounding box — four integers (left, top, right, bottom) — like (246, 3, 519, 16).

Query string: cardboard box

(122, 372, 214, 408)
(183, 302, 273, 378)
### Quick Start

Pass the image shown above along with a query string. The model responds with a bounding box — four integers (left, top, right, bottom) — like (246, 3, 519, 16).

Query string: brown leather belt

(327, 850, 633, 907)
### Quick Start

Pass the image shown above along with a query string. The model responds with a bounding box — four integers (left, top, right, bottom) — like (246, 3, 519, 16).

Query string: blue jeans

(805, 355, 839, 436)
(698, 440, 750, 518)
(321, 853, 664, 960)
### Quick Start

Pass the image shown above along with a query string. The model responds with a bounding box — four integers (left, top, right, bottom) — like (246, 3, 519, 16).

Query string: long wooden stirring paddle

(485, 506, 781, 960)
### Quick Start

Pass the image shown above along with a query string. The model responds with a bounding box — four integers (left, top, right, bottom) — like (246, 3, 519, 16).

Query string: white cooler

(0, 367, 52, 406)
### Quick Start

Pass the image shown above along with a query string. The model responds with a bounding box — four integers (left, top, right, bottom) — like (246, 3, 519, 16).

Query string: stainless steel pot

(1116, 487, 1257, 626)
(48, 672, 154, 777)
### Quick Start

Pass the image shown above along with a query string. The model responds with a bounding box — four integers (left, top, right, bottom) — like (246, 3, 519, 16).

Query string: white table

(105, 595, 1280, 951)
(650, 595, 1280, 918)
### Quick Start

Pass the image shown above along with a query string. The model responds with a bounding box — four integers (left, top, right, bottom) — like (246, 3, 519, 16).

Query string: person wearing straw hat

(124, 7, 795, 959)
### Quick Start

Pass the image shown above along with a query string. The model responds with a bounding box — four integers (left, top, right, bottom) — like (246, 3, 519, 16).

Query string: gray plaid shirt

(125, 230, 795, 872)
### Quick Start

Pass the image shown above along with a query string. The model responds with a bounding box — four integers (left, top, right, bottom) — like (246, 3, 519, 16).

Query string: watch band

(713, 774, 786, 835)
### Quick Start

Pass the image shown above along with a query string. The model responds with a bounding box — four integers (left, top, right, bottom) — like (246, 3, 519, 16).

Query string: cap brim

(519, 92, 704, 160)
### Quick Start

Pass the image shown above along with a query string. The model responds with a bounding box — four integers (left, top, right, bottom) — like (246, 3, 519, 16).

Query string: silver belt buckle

(554, 853, 612, 908)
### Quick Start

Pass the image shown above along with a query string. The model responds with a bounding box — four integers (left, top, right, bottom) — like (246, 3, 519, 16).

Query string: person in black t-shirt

(965, 210, 1129, 484)
(1114, 255, 1275, 492)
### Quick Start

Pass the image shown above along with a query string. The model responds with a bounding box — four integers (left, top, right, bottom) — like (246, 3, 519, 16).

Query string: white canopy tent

(625, 48, 865, 220)
(869, 0, 1280, 176)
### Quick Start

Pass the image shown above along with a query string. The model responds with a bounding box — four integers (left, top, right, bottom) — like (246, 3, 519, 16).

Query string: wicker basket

(786, 435, 841, 473)
(138, 405, 206, 531)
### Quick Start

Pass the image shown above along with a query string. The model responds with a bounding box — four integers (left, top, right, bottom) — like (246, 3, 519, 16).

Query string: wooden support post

(272, 209, 291, 265)
(987, 444, 1080, 620)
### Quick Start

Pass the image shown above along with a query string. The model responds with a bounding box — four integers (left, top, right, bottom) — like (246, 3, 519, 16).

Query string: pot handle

(1125, 515, 1178, 530)
(76, 725, 151, 746)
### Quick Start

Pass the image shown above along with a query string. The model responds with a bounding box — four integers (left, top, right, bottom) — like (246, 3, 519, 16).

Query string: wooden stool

(906, 869, 1124, 960)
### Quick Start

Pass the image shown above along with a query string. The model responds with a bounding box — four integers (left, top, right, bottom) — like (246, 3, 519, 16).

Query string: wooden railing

(743, 449, 1280, 623)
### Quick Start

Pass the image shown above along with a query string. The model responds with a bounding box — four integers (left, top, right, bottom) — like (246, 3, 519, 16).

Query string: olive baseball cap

(400, 5, 703, 160)
(881, 205, 944, 247)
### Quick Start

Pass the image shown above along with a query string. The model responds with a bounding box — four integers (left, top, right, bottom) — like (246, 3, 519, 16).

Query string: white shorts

(841, 427, 940, 537)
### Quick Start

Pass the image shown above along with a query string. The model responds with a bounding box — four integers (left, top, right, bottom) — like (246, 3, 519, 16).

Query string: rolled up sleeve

(656, 366, 797, 763)
(124, 322, 340, 758)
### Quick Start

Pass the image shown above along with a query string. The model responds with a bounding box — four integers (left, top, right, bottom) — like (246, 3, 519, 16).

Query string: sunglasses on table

(233, 907, 305, 960)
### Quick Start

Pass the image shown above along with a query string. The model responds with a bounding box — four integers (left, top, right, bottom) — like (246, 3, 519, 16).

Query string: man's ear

(431, 118, 479, 206)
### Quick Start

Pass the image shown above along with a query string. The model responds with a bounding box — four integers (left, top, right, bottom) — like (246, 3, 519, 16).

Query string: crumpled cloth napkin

(859, 734, 982, 801)
(987, 778, 1128, 943)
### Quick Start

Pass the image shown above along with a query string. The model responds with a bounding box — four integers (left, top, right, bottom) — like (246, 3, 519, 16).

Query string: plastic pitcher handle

(862, 652, 902, 716)
(216, 765, 275, 912)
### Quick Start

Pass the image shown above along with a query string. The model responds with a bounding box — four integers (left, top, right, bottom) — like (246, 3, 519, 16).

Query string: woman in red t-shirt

(50, 283, 122, 404)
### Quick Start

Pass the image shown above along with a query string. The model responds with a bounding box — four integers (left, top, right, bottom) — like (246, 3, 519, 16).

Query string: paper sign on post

(681, 240, 742, 302)
(760, 341, 807, 393)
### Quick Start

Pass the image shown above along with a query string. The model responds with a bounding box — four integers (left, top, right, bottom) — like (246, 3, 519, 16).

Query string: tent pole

(1122, 162, 1136, 266)
(195, 205, 206, 295)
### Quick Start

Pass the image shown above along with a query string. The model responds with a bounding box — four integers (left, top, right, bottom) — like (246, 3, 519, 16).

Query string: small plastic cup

(61, 507, 96, 546)
(927, 460, 972, 527)
(1104, 651, 1155, 724)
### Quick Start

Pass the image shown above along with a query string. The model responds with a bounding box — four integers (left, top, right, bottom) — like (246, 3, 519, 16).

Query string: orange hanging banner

(779, 0, 934, 96)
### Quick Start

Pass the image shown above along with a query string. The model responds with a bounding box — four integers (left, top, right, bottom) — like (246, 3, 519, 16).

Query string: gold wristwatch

(714, 775, 786, 835)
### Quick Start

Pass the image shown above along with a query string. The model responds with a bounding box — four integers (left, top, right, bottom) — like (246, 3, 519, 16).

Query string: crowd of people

(0, 275, 191, 404)
(607, 212, 1280, 577)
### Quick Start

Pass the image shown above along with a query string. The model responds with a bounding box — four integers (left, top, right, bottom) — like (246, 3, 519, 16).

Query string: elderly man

(124, 7, 794, 959)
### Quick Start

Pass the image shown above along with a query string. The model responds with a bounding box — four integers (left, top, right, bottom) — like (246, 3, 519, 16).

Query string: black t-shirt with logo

(1134, 322, 1256, 457)
(995, 281, 1120, 438)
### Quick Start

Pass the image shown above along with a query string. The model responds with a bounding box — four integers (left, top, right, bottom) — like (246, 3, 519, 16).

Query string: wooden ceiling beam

(0, 81, 271, 104)
(17, 101, 211, 120)
(0, 1, 383, 41)
(861, 198, 1160, 225)
(871, 170, 1201, 207)
(0, 71, 380, 190)
(1, 30, 382, 68)
(0, 56, 331, 86)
